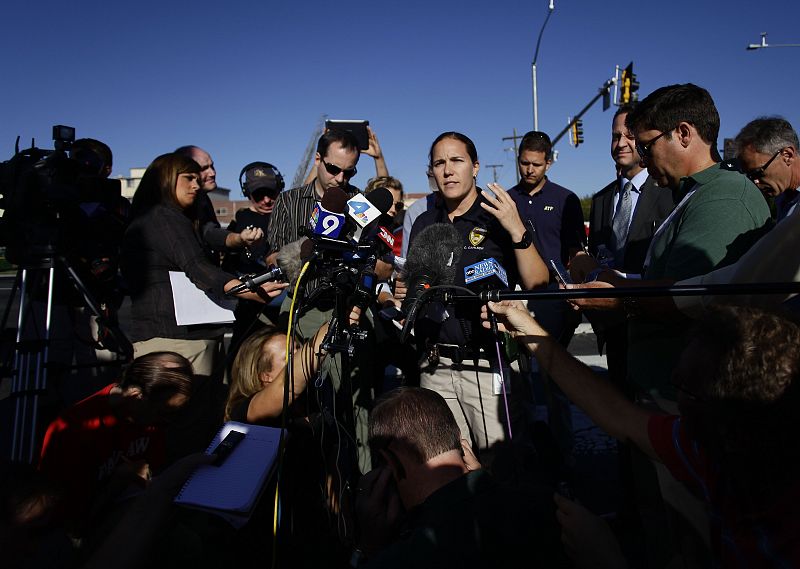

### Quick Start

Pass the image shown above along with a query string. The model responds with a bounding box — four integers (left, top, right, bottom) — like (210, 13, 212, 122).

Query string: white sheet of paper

(169, 271, 236, 325)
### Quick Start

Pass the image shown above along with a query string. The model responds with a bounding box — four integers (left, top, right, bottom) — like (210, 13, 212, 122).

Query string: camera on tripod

(0, 125, 124, 270)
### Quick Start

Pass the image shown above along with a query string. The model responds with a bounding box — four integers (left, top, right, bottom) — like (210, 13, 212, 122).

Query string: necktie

(611, 181, 633, 266)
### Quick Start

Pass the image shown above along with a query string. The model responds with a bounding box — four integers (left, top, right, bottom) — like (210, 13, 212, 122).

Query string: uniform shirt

(409, 192, 519, 346)
(509, 179, 584, 269)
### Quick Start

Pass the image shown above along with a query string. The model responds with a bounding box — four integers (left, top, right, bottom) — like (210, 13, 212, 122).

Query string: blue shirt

(509, 179, 585, 270)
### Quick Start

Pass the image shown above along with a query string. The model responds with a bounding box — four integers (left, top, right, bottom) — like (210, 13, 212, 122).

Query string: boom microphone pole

(446, 281, 800, 303)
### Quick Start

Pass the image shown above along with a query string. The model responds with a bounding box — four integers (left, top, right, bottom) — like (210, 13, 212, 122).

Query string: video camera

(0, 125, 125, 301)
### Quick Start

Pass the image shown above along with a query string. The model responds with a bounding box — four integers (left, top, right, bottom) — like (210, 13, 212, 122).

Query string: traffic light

(620, 62, 639, 105)
(570, 119, 584, 147)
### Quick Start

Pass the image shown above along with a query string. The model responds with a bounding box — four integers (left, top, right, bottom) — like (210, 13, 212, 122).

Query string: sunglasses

(250, 188, 279, 202)
(322, 158, 357, 179)
(635, 128, 674, 160)
(743, 148, 784, 182)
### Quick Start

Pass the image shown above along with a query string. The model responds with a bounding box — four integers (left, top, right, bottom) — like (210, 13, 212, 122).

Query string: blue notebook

(174, 421, 283, 528)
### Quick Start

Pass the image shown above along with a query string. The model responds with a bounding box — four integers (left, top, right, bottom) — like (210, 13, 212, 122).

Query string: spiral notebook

(174, 421, 283, 528)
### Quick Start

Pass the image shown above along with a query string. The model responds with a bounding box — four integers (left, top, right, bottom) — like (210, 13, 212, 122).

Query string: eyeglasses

(394, 201, 404, 212)
(321, 158, 357, 179)
(635, 128, 674, 160)
(743, 148, 784, 182)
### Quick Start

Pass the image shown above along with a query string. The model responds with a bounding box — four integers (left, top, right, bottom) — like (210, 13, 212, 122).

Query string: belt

(430, 344, 486, 364)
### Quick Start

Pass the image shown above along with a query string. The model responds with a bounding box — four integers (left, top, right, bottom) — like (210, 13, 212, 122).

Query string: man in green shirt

(571, 83, 770, 405)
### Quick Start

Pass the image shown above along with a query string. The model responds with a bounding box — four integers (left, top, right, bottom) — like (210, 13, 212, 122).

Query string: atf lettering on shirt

(468, 227, 487, 247)
(464, 258, 508, 287)
(543, 205, 554, 211)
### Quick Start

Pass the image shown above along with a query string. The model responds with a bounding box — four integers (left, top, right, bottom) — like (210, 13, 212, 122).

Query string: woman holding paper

(122, 153, 287, 378)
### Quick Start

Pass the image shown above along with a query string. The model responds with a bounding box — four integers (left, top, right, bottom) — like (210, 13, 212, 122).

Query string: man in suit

(585, 104, 675, 392)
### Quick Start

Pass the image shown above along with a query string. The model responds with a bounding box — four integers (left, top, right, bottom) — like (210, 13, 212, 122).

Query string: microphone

(347, 187, 394, 243)
(308, 187, 348, 238)
(375, 225, 396, 252)
(464, 257, 509, 289)
(276, 237, 309, 285)
(463, 257, 509, 336)
(401, 222, 462, 313)
(226, 266, 286, 295)
(399, 223, 462, 341)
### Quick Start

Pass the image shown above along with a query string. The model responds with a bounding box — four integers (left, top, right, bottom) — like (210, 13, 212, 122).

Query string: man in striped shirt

(266, 129, 362, 266)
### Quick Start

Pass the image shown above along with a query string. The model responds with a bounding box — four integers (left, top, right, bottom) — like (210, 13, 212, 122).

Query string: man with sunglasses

(735, 116, 800, 221)
(669, 118, 800, 316)
(567, 84, 770, 566)
(223, 162, 286, 351)
(266, 129, 362, 278)
(570, 84, 769, 405)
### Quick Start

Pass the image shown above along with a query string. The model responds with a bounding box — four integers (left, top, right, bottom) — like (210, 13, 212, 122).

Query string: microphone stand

(445, 281, 800, 303)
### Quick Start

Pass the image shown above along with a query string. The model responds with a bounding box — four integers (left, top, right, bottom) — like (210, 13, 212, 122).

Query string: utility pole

(531, 0, 556, 130)
(485, 164, 503, 184)
(502, 128, 524, 184)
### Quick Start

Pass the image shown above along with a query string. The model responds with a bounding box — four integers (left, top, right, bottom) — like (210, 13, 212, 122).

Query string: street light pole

(531, 0, 555, 131)
(746, 32, 800, 50)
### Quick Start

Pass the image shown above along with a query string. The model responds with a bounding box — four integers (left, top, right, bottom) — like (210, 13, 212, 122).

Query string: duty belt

(427, 344, 486, 366)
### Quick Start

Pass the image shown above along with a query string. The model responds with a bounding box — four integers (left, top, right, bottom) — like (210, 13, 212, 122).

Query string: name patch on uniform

(468, 227, 487, 246)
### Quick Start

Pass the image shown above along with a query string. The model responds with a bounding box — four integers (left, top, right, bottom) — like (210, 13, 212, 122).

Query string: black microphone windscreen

(300, 238, 315, 259)
(366, 187, 394, 214)
(404, 222, 462, 289)
(322, 187, 348, 214)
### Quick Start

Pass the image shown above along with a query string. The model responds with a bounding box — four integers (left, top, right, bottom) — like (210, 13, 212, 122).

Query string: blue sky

(2, 0, 798, 199)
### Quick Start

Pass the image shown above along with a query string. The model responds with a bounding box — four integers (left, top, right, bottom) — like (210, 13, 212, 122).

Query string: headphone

(238, 161, 285, 197)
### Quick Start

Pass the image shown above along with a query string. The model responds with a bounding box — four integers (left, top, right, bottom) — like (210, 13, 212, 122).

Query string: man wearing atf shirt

(407, 131, 548, 465)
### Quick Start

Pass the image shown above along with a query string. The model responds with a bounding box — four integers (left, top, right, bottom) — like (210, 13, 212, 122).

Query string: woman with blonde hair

(225, 322, 330, 423)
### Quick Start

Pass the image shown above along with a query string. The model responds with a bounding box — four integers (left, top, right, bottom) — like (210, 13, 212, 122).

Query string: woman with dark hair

(400, 132, 548, 463)
(122, 153, 287, 378)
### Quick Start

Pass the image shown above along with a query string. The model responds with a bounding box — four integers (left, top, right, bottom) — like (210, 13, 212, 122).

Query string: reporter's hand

(225, 279, 288, 303)
(569, 251, 599, 283)
(480, 300, 537, 337)
(564, 281, 621, 312)
(355, 465, 404, 556)
(239, 226, 264, 247)
(461, 438, 481, 471)
(393, 278, 407, 301)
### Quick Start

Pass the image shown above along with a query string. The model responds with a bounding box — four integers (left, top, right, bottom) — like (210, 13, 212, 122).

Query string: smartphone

(325, 119, 370, 150)
(210, 430, 246, 466)
(550, 259, 573, 286)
